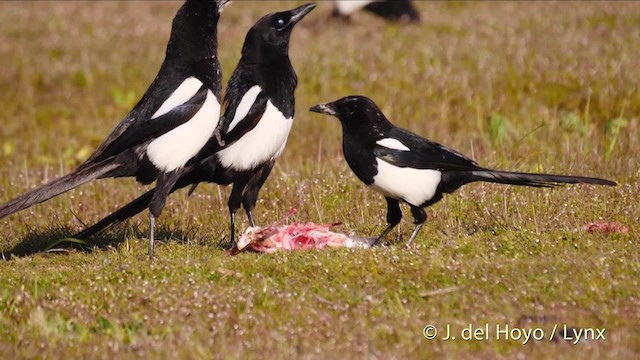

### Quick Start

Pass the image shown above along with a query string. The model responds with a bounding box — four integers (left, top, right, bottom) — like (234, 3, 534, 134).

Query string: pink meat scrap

(235, 222, 372, 253)
(581, 221, 629, 235)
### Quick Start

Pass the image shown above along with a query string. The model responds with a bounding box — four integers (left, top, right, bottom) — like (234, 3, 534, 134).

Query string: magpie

(310, 96, 617, 246)
(75, 3, 317, 250)
(0, 0, 229, 257)
(332, 0, 420, 23)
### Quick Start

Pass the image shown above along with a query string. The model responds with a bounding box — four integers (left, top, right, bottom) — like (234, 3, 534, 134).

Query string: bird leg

(228, 211, 237, 250)
(227, 180, 248, 250)
(149, 213, 156, 258)
(406, 205, 427, 247)
(372, 197, 402, 246)
(147, 170, 183, 258)
(406, 223, 424, 247)
(242, 162, 274, 229)
(373, 224, 396, 246)
(247, 211, 256, 227)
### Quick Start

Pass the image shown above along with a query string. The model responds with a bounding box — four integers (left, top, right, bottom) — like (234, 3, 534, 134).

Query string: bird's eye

(275, 18, 286, 29)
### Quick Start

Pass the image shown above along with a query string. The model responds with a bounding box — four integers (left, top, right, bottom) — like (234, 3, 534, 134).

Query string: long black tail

(468, 170, 617, 188)
(75, 178, 195, 239)
(75, 188, 156, 239)
(75, 157, 212, 239)
(0, 159, 120, 220)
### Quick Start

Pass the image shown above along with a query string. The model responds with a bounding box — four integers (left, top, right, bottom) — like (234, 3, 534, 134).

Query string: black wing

(373, 127, 485, 171)
(189, 92, 267, 169)
(220, 92, 268, 146)
(87, 86, 209, 163)
(364, 0, 420, 22)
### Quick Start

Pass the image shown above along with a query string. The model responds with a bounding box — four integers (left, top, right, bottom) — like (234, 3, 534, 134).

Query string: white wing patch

(376, 138, 410, 151)
(151, 77, 203, 120)
(147, 90, 220, 172)
(371, 158, 442, 206)
(227, 85, 262, 133)
(217, 100, 292, 171)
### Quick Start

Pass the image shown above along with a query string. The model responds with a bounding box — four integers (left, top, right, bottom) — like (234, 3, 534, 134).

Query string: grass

(1, 1, 639, 358)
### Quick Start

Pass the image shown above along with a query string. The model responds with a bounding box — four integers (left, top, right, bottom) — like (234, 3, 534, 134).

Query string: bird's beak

(289, 3, 317, 26)
(310, 103, 337, 116)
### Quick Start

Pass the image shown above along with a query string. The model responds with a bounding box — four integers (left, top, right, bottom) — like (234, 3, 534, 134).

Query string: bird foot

(371, 236, 387, 247)
(213, 128, 225, 147)
(224, 239, 237, 251)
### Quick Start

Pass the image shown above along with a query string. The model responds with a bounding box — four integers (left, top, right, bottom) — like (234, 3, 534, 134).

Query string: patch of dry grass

(0, 1, 638, 359)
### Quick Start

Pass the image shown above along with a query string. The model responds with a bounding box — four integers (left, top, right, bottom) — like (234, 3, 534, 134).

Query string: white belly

(370, 158, 442, 206)
(146, 90, 220, 172)
(334, 1, 374, 15)
(217, 100, 292, 171)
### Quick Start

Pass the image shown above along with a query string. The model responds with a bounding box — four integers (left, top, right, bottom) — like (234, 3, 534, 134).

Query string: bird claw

(213, 128, 225, 147)
(224, 239, 237, 251)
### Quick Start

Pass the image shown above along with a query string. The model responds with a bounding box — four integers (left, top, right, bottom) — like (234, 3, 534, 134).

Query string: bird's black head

(165, 0, 230, 64)
(241, 3, 316, 62)
(310, 96, 390, 131)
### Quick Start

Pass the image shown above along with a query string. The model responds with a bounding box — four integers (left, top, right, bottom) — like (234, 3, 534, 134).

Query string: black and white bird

(310, 96, 617, 246)
(76, 3, 317, 250)
(0, 0, 229, 257)
(332, 0, 420, 23)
